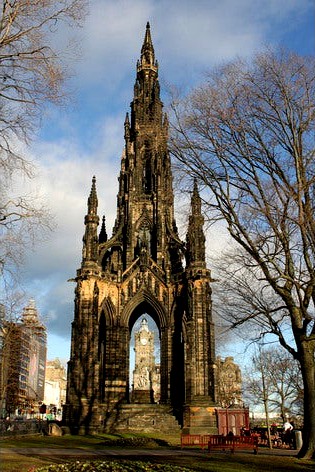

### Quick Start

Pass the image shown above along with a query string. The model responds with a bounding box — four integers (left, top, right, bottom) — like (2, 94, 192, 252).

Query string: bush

(99, 437, 169, 448)
(34, 461, 193, 471)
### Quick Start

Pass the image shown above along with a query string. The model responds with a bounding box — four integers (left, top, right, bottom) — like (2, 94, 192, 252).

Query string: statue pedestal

(183, 404, 218, 435)
(132, 389, 152, 403)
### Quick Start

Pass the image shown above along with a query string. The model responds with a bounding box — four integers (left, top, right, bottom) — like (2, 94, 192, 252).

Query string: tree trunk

(297, 341, 315, 459)
(260, 356, 273, 450)
(263, 397, 273, 450)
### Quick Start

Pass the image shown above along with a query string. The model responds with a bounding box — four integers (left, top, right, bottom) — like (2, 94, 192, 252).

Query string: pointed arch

(121, 290, 167, 331)
(99, 296, 116, 325)
(136, 205, 153, 231)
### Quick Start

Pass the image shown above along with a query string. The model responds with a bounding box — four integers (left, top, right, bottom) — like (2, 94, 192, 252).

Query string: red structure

(216, 407, 250, 435)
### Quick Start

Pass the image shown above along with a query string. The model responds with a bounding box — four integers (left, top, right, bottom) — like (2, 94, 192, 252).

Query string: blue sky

(19, 0, 314, 365)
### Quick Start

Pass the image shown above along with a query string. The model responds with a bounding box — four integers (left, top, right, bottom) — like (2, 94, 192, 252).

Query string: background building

(216, 356, 243, 408)
(215, 356, 249, 435)
(44, 358, 67, 414)
(0, 300, 46, 416)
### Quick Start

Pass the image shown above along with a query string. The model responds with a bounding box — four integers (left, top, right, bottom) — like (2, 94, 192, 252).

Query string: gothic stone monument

(64, 23, 217, 434)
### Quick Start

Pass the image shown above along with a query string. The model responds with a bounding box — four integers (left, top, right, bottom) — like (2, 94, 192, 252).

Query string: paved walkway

(1, 446, 298, 458)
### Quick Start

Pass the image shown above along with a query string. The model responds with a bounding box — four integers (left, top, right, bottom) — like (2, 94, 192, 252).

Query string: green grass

(1, 433, 314, 472)
(1, 434, 180, 449)
(1, 432, 178, 449)
(1, 433, 120, 449)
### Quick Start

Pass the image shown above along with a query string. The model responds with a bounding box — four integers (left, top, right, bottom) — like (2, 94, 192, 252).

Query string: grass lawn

(1, 434, 314, 472)
(1, 451, 55, 472)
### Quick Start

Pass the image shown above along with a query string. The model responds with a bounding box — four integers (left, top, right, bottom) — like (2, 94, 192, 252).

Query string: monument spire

(140, 21, 156, 69)
(186, 179, 206, 268)
(99, 215, 107, 244)
(82, 176, 99, 265)
(88, 176, 98, 215)
(110, 22, 181, 271)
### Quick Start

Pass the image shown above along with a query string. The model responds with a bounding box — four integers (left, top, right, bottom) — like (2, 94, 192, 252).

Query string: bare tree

(264, 348, 303, 422)
(245, 346, 303, 424)
(246, 348, 273, 449)
(0, 0, 87, 170)
(0, 0, 87, 303)
(170, 49, 315, 459)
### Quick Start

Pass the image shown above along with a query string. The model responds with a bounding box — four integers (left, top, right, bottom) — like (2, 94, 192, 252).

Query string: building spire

(140, 21, 155, 68)
(82, 176, 99, 266)
(132, 22, 161, 128)
(124, 112, 130, 140)
(186, 180, 206, 268)
(88, 176, 98, 215)
(99, 215, 108, 244)
(191, 178, 201, 214)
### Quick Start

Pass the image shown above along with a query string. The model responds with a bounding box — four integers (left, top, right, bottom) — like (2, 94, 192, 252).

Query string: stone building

(65, 23, 216, 434)
(44, 358, 67, 412)
(0, 300, 46, 415)
(216, 356, 243, 408)
(215, 356, 249, 436)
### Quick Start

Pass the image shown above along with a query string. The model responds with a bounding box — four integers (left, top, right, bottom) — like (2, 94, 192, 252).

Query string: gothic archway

(129, 315, 160, 404)
(122, 297, 171, 404)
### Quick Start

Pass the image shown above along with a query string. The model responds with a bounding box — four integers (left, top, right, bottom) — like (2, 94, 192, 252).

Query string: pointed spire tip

(140, 20, 155, 69)
(99, 214, 108, 243)
(193, 178, 198, 192)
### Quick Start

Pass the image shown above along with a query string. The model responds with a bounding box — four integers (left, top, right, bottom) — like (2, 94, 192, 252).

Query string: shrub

(34, 460, 193, 472)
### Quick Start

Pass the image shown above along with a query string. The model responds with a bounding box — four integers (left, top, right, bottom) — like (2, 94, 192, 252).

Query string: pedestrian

(283, 419, 293, 447)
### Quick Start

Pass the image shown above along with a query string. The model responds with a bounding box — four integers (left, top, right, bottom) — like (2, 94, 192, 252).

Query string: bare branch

(170, 48, 315, 458)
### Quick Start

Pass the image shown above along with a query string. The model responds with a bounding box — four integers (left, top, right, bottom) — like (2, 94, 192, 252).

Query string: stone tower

(132, 317, 160, 404)
(65, 23, 217, 434)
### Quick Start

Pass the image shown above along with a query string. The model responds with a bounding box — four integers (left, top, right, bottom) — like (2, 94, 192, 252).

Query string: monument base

(131, 389, 152, 403)
(182, 403, 218, 435)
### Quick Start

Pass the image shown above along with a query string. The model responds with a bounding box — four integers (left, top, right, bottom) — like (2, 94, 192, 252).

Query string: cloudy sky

(19, 0, 314, 363)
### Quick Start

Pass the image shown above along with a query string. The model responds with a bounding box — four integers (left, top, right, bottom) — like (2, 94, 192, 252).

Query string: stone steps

(103, 404, 181, 434)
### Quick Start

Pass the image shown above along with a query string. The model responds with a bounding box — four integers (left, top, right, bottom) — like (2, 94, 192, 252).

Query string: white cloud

(21, 115, 121, 348)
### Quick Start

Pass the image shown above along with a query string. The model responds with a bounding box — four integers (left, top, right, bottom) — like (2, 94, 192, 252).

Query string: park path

(1, 446, 297, 458)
